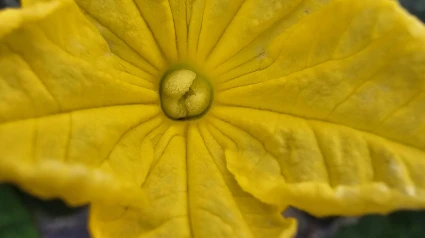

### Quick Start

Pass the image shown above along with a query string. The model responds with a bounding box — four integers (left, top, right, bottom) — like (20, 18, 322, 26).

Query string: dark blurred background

(401, 0, 425, 22)
(1, 0, 425, 238)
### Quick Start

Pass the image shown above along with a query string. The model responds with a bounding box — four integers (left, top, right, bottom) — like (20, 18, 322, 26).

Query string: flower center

(160, 69, 213, 120)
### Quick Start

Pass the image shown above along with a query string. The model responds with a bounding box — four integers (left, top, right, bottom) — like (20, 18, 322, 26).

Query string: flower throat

(160, 68, 213, 120)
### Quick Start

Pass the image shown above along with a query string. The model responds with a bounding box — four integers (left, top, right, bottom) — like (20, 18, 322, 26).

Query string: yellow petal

(210, 106, 425, 216)
(4, 0, 425, 236)
(203, 0, 330, 71)
(0, 0, 158, 205)
(211, 0, 425, 217)
(187, 0, 244, 61)
(74, 0, 170, 71)
(90, 123, 296, 238)
(1, 1, 297, 236)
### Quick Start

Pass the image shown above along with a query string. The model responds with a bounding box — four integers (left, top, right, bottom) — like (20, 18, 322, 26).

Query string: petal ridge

(211, 106, 425, 216)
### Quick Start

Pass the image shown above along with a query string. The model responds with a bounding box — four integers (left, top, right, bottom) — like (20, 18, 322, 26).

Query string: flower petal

(89, 123, 296, 238)
(74, 0, 172, 71)
(203, 0, 329, 71)
(0, 0, 158, 205)
(210, 106, 425, 216)
(187, 0, 244, 61)
(211, 0, 425, 216)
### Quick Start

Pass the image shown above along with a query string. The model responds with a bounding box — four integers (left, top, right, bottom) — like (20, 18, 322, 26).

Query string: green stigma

(160, 69, 213, 120)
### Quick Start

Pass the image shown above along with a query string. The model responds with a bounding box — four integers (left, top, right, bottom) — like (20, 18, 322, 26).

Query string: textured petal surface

(90, 123, 296, 238)
(73, 0, 168, 73)
(3, 0, 425, 237)
(205, 0, 330, 74)
(0, 0, 157, 206)
(211, 0, 425, 216)
(0, 1, 298, 237)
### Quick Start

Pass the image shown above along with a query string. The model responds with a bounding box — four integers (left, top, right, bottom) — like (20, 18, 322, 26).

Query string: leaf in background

(333, 211, 425, 238)
(0, 184, 39, 238)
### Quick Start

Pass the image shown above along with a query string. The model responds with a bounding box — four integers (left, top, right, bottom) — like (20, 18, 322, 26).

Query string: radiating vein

(133, 1, 170, 64)
(6, 46, 62, 111)
(185, 129, 195, 238)
(210, 0, 306, 69)
(167, 0, 179, 59)
(325, 59, 398, 119)
(98, 114, 160, 167)
(203, 0, 246, 61)
(372, 91, 424, 132)
(76, 4, 160, 73)
(211, 117, 285, 179)
(195, 0, 207, 56)
(217, 37, 379, 92)
(214, 104, 425, 153)
(40, 31, 157, 89)
(309, 126, 332, 185)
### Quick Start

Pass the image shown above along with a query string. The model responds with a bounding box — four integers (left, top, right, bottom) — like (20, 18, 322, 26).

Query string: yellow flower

(1, 0, 425, 237)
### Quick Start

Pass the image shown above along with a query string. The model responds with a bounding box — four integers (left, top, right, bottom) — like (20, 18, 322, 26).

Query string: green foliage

(0, 184, 39, 238)
(334, 211, 425, 238)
